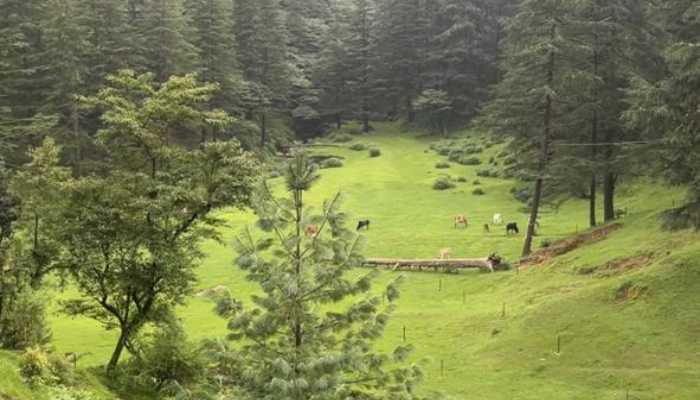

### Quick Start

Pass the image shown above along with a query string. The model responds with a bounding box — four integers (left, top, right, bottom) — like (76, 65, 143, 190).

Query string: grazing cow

(454, 215, 468, 228)
(305, 224, 320, 238)
(483, 224, 490, 233)
(357, 220, 371, 231)
(486, 253, 502, 273)
(492, 213, 503, 225)
(506, 222, 519, 235)
(439, 248, 452, 260)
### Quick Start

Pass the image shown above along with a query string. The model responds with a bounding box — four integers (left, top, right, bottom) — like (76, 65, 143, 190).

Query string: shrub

(124, 324, 205, 393)
(457, 157, 482, 166)
(320, 158, 344, 169)
(433, 177, 456, 191)
(473, 179, 481, 185)
(328, 132, 353, 143)
(511, 185, 532, 203)
(369, 148, 381, 158)
(349, 143, 368, 151)
(19, 347, 51, 384)
(540, 239, 554, 248)
(489, 157, 496, 164)
(435, 161, 451, 169)
(503, 157, 516, 166)
(19, 347, 74, 386)
(472, 188, 486, 196)
(0, 290, 51, 350)
(456, 176, 467, 183)
(48, 386, 95, 400)
(476, 169, 499, 178)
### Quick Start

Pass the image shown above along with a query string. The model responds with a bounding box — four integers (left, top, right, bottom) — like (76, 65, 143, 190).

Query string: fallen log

(363, 258, 496, 272)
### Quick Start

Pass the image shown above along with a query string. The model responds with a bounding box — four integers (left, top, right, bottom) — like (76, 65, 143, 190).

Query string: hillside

(3, 124, 699, 399)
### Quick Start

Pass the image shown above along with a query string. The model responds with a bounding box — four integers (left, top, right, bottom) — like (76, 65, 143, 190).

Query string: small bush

(435, 161, 451, 169)
(0, 290, 51, 350)
(433, 177, 456, 191)
(489, 157, 496, 164)
(456, 176, 468, 183)
(320, 158, 344, 169)
(473, 179, 481, 185)
(124, 324, 205, 393)
(476, 169, 499, 178)
(48, 386, 95, 400)
(472, 188, 486, 196)
(457, 157, 482, 166)
(503, 157, 516, 166)
(540, 238, 554, 248)
(349, 143, 368, 151)
(511, 185, 532, 203)
(369, 148, 381, 158)
(19, 347, 73, 386)
(328, 132, 354, 143)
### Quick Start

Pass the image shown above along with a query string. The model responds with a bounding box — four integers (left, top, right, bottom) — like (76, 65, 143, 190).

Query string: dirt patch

(521, 223, 623, 266)
(576, 251, 656, 276)
(615, 280, 648, 302)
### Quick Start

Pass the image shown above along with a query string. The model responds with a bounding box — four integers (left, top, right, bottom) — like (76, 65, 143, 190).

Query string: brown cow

(454, 215, 468, 228)
(305, 224, 320, 238)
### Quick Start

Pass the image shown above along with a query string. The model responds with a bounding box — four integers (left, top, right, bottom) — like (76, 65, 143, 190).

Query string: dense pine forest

(1, 0, 699, 399)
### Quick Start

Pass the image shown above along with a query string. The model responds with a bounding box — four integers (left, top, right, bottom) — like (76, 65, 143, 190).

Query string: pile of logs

(363, 257, 504, 273)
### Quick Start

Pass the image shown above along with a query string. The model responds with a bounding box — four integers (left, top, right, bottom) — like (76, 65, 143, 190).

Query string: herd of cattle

(303, 214, 538, 238)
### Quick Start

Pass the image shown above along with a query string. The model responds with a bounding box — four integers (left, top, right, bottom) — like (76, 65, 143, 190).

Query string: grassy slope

(4, 123, 699, 399)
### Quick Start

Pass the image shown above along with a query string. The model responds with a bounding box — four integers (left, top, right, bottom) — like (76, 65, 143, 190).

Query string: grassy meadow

(7, 123, 700, 399)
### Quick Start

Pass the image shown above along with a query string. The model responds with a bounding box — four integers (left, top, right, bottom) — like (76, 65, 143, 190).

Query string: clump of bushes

(19, 347, 74, 386)
(369, 148, 382, 158)
(472, 188, 486, 196)
(435, 161, 451, 169)
(433, 177, 456, 191)
(124, 324, 205, 394)
(456, 176, 468, 183)
(328, 132, 354, 143)
(456, 157, 482, 166)
(321, 158, 344, 169)
(349, 143, 368, 151)
(511, 185, 532, 203)
(476, 168, 499, 178)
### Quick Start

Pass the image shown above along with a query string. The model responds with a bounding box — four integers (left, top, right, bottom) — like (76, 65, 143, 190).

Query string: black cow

(357, 220, 371, 231)
(506, 222, 519, 235)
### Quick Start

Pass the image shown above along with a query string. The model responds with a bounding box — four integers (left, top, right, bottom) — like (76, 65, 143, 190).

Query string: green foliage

(413, 89, 453, 134)
(476, 169, 499, 178)
(369, 148, 382, 158)
(0, 290, 52, 350)
(328, 132, 354, 143)
(19, 347, 74, 386)
(435, 161, 451, 169)
(433, 177, 456, 191)
(124, 323, 205, 393)
(223, 154, 423, 399)
(320, 158, 344, 169)
(349, 143, 368, 151)
(472, 188, 486, 196)
(57, 71, 258, 371)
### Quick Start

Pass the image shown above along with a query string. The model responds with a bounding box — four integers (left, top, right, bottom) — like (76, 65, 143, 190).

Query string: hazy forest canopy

(1, 0, 700, 399)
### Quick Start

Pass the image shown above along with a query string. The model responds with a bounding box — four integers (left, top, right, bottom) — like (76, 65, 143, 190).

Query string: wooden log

(364, 258, 492, 270)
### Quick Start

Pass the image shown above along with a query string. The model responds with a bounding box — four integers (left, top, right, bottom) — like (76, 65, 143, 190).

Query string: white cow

(492, 213, 503, 225)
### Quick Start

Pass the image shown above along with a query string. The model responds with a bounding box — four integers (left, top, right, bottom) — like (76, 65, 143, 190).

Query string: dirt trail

(520, 223, 623, 266)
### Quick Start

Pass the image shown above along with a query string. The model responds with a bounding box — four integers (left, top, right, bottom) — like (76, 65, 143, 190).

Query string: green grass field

(4, 123, 700, 399)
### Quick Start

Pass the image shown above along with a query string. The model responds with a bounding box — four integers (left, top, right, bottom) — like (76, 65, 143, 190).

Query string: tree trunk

(107, 328, 129, 372)
(406, 97, 415, 123)
(589, 45, 599, 228)
(604, 173, 616, 221)
(260, 112, 267, 147)
(523, 22, 556, 258)
(523, 178, 544, 257)
(335, 112, 342, 129)
(362, 105, 370, 133)
(589, 175, 597, 227)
